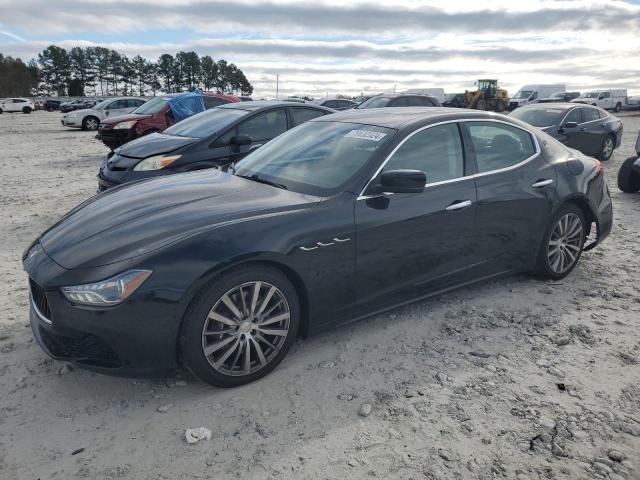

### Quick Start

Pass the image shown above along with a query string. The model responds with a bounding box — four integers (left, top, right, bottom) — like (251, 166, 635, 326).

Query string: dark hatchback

(97, 101, 335, 191)
(356, 93, 441, 109)
(25, 108, 612, 387)
(510, 103, 623, 161)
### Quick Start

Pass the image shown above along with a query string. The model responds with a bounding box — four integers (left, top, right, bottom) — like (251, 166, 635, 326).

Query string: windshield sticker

(345, 129, 387, 142)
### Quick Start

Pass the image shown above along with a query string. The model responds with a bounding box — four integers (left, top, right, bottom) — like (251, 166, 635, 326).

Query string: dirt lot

(1, 111, 639, 480)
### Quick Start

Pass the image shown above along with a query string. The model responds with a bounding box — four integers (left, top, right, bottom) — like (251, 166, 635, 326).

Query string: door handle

(531, 179, 554, 188)
(445, 200, 472, 211)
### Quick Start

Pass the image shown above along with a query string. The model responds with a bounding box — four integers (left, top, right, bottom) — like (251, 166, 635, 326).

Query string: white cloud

(1, 0, 639, 96)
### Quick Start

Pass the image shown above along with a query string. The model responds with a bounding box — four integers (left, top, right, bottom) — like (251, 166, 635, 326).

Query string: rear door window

(237, 109, 287, 142)
(580, 107, 600, 123)
(290, 107, 326, 127)
(467, 122, 536, 173)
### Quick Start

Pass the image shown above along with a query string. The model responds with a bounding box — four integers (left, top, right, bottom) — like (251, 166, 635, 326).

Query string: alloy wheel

(201, 281, 290, 376)
(602, 137, 614, 159)
(547, 213, 583, 274)
(85, 118, 98, 130)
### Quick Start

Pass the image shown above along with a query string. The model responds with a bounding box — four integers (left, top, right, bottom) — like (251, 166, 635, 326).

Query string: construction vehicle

(464, 79, 509, 112)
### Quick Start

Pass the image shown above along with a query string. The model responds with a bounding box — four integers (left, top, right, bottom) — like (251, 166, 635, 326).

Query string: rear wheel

(22, 106, 32, 114)
(82, 116, 99, 131)
(597, 135, 615, 161)
(180, 265, 300, 387)
(614, 102, 622, 113)
(618, 156, 640, 193)
(0, 108, 3, 114)
(534, 204, 585, 279)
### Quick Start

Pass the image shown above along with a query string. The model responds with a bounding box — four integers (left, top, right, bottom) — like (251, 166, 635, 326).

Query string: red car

(97, 92, 240, 150)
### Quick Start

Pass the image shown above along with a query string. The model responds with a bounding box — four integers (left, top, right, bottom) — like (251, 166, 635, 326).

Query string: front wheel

(534, 204, 585, 279)
(180, 265, 300, 387)
(618, 156, 640, 193)
(476, 99, 487, 111)
(82, 116, 99, 131)
(494, 100, 505, 112)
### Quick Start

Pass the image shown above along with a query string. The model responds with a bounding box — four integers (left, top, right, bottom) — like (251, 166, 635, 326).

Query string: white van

(571, 89, 627, 112)
(404, 88, 446, 103)
(509, 84, 566, 109)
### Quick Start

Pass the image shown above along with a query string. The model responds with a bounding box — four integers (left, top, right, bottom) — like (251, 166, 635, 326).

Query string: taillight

(594, 159, 605, 176)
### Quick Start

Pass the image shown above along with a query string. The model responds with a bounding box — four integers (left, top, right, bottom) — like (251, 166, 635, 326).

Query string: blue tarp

(167, 90, 205, 123)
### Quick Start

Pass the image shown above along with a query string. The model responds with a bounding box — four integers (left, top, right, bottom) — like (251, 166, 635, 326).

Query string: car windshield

(513, 90, 533, 99)
(163, 108, 247, 139)
(234, 121, 396, 196)
(133, 97, 168, 114)
(510, 107, 564, 127)
(92, 100, 112, 111)
(357, 97, 392, 109)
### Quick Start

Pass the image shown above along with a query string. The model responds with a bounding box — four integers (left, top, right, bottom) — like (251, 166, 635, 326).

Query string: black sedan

(24, 108, 612, 387)
(356, 93, 441, 108)
(509, 103, 622, 161)
(97, 101, 335, 191)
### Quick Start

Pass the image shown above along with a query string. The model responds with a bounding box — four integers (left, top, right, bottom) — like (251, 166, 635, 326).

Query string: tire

(180, 265, 300, 387)
(534, 204, 585, 280)
(614, 102, 622, 113)
(476, 99, 487, 111)
(0, 108, 3, 114)
(46, 107, 54, 112)
(22, 106, 32, 114)
(494, 100, 505, 113)
(597, 134, 615, 161)
(82, 116, 99, 131)
(618, 156, 640, 193)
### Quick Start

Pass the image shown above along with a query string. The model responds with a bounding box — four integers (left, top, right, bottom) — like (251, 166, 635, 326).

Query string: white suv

(0, 98, 35, 114)
(61, 97, 146, 131)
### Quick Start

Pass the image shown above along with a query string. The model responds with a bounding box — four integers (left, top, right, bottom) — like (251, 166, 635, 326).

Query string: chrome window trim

(357, 118, 540, 200)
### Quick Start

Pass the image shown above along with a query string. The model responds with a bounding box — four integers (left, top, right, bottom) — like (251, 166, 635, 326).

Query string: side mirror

(378, 169, 426, 194)
(562, 121, 578, 129)
(230, 134, 252, 147)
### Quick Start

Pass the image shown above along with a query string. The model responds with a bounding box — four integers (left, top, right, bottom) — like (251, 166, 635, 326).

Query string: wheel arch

(174, 257, 311, 366)
(558, 194, 596, 238)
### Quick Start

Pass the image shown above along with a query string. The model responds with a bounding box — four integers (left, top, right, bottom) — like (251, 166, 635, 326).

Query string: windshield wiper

(237, 174, 288, 190)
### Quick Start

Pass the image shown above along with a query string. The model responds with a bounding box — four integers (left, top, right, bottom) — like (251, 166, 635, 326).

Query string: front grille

(39, 327, 122, 368)
(29, 278, 52, 321)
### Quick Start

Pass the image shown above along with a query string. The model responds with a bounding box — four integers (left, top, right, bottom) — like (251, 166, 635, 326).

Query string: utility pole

(276, 74, 279, 99)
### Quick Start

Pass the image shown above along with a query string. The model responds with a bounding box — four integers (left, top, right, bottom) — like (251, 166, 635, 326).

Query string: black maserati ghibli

(509, 103, 623, 161)
(24, 108, 613, 387)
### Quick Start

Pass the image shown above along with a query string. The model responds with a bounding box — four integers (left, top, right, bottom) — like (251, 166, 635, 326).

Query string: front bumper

(61, 118, 81, 127)
(24, 247, 181, 378)
(97, 127, 137, 150)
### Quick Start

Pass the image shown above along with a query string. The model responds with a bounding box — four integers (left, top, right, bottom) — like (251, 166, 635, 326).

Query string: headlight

(113, 120, 138, 130)
(133, 154, 182, 171)
(61, 270, 152, 306)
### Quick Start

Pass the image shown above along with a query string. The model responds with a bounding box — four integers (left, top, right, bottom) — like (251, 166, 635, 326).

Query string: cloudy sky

(1, 0, 639, 98)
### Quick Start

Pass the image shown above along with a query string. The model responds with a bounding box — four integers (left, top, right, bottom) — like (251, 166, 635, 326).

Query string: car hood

(65, 108, 96, 116)
(39, 170, 320, 269)
(101, 113, 152, 126)
(115, 132, 198, 158)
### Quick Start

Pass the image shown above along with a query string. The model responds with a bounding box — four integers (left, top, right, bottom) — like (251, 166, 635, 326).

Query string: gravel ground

(1, 111, 639, 480)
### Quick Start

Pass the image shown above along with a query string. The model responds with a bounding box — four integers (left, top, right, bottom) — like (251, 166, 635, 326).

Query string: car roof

(312, 107, 508, 129)
(217, 100, 334, 112)
(369, 92, 437, 99)
(519, 102, 593, 111)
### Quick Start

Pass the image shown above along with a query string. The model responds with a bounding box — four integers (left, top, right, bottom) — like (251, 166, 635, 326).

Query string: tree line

(0, 45, 253, 98)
